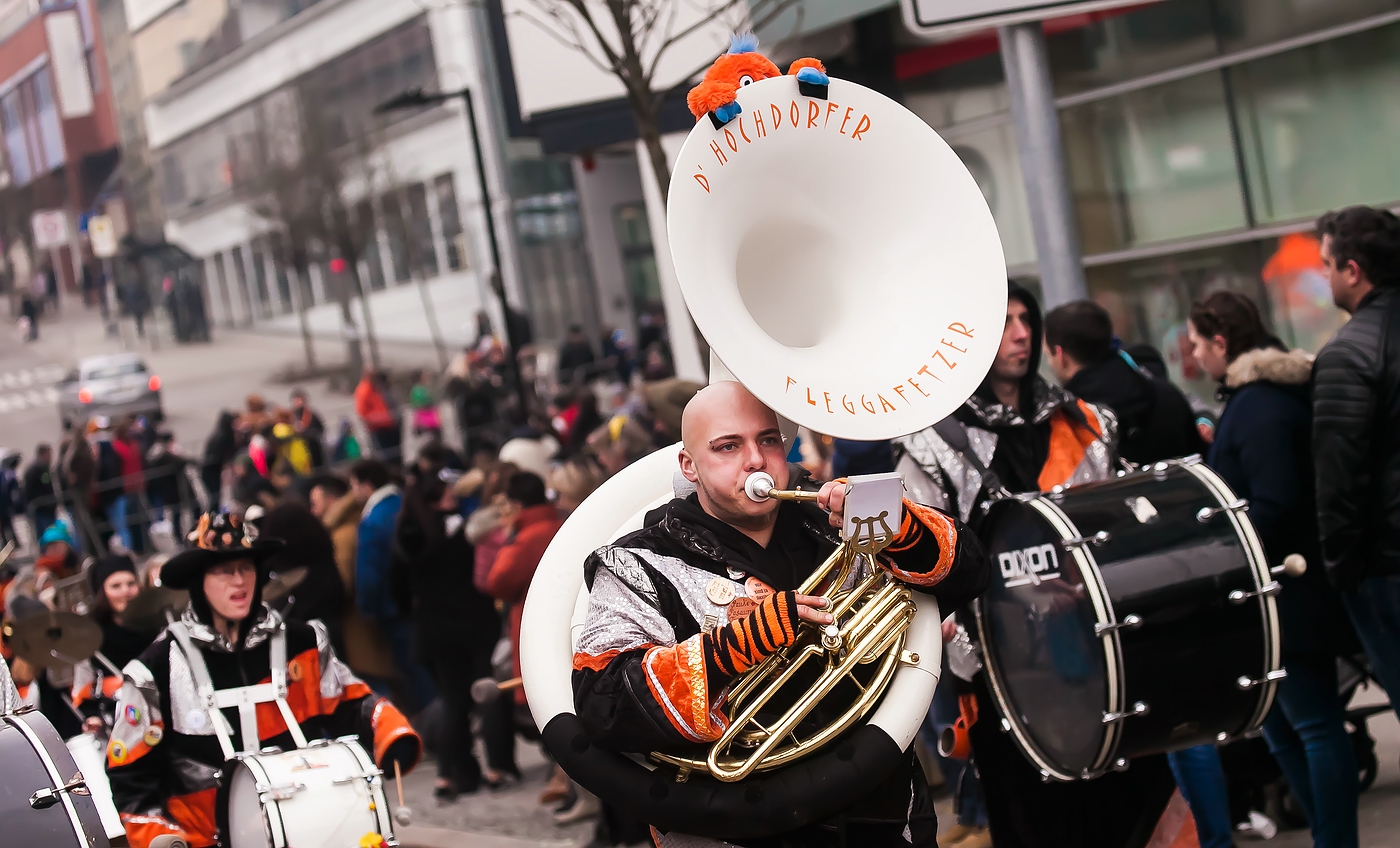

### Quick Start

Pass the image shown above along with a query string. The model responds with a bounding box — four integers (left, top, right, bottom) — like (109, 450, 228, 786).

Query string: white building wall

(571, 151, 645, 338)
(144, 0, 522, 347)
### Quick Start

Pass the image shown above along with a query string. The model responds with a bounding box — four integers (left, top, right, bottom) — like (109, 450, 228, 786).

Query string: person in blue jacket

(349, 458, 436, 713)
(1188, 291, 1360, 848)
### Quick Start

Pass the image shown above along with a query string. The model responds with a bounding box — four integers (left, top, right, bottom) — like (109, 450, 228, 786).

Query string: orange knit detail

(886, 501, 959, 587)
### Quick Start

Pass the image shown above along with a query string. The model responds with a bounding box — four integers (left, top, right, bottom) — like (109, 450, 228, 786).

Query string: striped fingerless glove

(702, 590, 801, 680)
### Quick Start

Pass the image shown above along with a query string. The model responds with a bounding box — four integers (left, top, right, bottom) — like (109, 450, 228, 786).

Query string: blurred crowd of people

(4, 206, 1397, 848)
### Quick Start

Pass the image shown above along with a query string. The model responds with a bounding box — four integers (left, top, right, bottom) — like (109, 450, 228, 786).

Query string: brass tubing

(763, 488, 822, 502)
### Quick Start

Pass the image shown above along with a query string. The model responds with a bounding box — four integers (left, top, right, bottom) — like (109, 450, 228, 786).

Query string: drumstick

(470, 676, 523, 704)
(394, 759, 405, 808)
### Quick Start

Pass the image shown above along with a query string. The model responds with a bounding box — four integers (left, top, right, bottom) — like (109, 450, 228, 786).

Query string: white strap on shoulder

(167, 621, 237, 760)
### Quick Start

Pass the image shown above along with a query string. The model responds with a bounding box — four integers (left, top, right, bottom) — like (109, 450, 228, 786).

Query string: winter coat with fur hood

(1210, 347, 1348, 658)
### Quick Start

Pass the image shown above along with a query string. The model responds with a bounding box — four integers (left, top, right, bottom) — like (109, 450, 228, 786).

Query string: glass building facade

(889, 0, 1400, 395)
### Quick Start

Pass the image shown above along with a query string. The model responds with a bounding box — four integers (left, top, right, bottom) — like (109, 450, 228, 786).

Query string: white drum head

(223, 741, 391, 848)
(667, 75, 1006, 441)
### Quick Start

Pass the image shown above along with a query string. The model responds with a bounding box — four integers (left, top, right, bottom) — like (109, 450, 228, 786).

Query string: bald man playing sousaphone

(572, 382, 990, 847)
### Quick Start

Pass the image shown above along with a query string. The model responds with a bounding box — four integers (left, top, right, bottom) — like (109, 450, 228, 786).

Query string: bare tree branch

(512, 7, 618, 75)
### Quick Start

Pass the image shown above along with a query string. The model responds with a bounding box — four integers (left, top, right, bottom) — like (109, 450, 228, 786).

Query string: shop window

(354, 200, 387, 291)
(2, 90, 31, 185)
(1217, 0, 1399, 52)
(32, 70, 64, 171)
(229, 246, 253, 319)
(943, 124, 1038, 268)
(901, 44, 1009, 127)
(1232, 23, 1400, 224)
(209, 251, 234, 325)
(248, 239, 274, 317)
(1046, 0, 1219, 97)
(613, 202, 661, 311)
(380, 193, 412, 284)
(404, 183, 439, 279)
(1088, 234, 1349, 404)
(1085, 241, 1289, 404)
(1061, 71, 1245, 254)
(434, 173, 466, 271)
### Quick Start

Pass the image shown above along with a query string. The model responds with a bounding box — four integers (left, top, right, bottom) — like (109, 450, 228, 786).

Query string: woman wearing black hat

(104, 511, 422, 848)
(72, 554, 159, 727)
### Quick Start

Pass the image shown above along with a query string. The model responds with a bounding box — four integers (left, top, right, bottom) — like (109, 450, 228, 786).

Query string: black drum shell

(975, 462, 1276, 780)
(0, 709, 111, 848)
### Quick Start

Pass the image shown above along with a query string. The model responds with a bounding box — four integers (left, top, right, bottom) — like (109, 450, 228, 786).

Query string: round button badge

(706, 578, 736, 606)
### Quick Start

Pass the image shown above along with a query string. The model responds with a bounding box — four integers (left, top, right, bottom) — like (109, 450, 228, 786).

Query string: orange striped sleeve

(884, 500, 958, 587)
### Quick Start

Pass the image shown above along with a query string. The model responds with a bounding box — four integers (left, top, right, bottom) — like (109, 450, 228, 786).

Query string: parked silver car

(57, 354, 164, 430)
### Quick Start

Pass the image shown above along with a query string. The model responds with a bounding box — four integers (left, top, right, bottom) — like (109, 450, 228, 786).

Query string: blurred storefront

(879, 0, 1400, 388)
(0, 0, 124, 305)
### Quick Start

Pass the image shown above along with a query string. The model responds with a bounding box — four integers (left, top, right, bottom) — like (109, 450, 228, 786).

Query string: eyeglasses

(207, 561, 257, 580)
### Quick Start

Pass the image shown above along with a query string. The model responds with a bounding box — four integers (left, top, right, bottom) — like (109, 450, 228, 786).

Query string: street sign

(88, 216, 119, 258)
(32, 210, 69, 250)
(900, 0, 1163, 39)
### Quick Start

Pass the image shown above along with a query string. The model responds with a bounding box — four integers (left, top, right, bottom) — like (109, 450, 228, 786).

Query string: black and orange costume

(572, 469, 988, 847)
(105, 513, 420, 848)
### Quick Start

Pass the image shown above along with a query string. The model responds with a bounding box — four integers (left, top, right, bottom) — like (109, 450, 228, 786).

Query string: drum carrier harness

(166, 618, 308, 760)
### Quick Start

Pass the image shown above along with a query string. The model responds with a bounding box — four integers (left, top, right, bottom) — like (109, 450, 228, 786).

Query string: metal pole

(460, 88, 529, 412)
(999, 22, 1087, 307)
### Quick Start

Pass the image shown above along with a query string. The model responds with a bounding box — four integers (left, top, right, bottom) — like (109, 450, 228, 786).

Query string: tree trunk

(332, 275, 364, 382)
(290, 264, 318, 372)
(633, 100, 710, 374)
(394, 185, 449, 370)
(348, 265, 382, 369)
(638, 115, 673, 207)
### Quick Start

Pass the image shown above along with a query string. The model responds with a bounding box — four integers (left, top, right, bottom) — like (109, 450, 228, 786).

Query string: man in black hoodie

(1043, 300, 1205, 465)
(896, 282, 1177, 848)
(896, 281, 1119, 522)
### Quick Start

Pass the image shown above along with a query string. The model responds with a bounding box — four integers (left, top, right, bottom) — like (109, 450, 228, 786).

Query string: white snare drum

(217, 737, 395, 848)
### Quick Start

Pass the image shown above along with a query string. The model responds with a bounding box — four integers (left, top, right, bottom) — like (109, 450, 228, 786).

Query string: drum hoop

(974, 495, 1124, 782)
(5, 712, 101, 847)
(338, 736, 395, 838)
(1176, 460, 1283, 732)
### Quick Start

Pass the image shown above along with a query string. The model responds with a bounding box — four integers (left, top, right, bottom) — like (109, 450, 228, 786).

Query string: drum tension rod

(1101, 701, 1149, 724)
(1094, 614, 1142, 637)
(30, 775, 90, 809)
(1237, 669, 1287, 690)
(1196, 500, 1248, 523)
(1061, 530, 1111, 550)
(1228, 582, 1281, 605)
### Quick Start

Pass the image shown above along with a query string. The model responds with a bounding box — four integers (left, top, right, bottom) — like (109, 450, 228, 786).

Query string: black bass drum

(974, 458, 1282, 782)
(0, 707, 112, 848)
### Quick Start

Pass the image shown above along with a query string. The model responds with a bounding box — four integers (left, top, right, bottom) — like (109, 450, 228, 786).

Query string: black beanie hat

(90, 553, 138, 594)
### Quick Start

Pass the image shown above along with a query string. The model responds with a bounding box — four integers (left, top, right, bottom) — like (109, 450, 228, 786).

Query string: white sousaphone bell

(520, 73, 1007, 840)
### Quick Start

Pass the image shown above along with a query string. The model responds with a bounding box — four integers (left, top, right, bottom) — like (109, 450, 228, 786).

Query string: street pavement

(0, 303, 441, 469)
(5, 303, 1398, 847)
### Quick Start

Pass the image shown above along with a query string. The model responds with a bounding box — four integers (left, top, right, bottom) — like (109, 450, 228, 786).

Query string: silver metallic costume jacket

(895, 379, 1118, 522)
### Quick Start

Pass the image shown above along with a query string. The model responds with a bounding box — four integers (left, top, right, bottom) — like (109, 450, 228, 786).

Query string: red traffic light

(329, 258, 348, 274)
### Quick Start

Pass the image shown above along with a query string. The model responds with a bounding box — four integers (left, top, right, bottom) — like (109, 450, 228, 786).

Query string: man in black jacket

(1043, 300, 1205, 465)
(1313, 205, 1400, 705)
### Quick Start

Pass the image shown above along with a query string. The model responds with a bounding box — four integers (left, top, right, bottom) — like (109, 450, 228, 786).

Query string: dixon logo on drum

(999, 543, 1061, 588)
